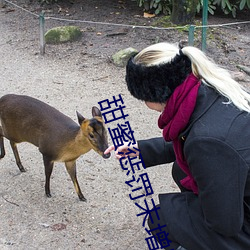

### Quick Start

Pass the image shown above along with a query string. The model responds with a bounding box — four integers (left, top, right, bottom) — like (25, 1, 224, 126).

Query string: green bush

(135, 0, 172, 15)
(196, 0, 216, 15)
(212, 0, 250, 17)
(135, 0, 250, 17)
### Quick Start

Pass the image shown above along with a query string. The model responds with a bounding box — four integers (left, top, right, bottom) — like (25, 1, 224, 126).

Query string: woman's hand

(104, 142, 139, 159)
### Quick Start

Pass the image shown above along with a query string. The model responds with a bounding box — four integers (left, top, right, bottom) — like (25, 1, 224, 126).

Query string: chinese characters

(98, 94, 173, 250)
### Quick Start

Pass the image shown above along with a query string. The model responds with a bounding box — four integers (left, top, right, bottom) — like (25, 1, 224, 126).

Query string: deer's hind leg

(65, 161, 86, 202)
(0, 126, 5, 159)
(10, 141, 26, 172)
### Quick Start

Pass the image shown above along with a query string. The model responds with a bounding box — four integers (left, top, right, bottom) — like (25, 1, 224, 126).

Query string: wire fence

(3, 0, 250, 55)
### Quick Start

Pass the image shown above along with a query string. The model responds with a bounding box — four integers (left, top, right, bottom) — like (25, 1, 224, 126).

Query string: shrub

(135, 0, 250, 17)
(134, 0, 172, 15)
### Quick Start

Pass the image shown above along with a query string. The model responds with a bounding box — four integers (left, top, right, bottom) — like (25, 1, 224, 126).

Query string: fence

(2, 0, 250, 55)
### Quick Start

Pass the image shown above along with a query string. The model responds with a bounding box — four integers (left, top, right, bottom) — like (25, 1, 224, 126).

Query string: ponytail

(182, 46, 250, 112)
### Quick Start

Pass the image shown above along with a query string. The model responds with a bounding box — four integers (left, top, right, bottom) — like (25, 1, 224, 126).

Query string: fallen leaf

(51, 223, 67, 231)
(143, 12, 155, 18)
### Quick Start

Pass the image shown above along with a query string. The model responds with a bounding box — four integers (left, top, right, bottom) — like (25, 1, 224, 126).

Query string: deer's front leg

(65, 160, 86, 202)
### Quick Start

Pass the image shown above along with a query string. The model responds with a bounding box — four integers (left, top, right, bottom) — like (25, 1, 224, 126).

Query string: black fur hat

(125, 52, 192, 103)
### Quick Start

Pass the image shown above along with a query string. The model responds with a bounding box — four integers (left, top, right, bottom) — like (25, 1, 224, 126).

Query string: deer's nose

(103, 152, 111, 159)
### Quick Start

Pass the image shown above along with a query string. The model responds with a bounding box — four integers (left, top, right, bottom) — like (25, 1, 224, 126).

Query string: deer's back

(0, 94, 79, 147)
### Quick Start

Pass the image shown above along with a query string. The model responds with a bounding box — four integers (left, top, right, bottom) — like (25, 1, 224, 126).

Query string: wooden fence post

(0, 0, 6, 8)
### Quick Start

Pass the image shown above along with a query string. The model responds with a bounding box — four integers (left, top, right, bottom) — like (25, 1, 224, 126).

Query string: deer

(0, 94, 111, 202)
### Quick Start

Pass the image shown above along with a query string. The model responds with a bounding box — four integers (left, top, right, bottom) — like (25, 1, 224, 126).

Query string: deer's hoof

(79, 196, 87, 202)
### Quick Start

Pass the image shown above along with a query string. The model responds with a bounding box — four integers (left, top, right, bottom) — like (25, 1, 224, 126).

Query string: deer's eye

(89, 133, 94, 139)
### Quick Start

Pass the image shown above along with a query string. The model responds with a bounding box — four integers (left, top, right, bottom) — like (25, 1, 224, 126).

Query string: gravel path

(0, 4, 175, 250)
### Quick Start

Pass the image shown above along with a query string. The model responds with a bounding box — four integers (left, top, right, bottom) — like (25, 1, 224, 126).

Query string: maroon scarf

(158, 73, 201, 194)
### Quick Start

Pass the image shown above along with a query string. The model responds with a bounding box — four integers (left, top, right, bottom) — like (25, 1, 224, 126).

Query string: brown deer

(0, 94, 110, 201)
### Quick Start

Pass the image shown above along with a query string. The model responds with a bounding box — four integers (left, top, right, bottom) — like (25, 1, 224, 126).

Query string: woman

(104, 42, 250, 250)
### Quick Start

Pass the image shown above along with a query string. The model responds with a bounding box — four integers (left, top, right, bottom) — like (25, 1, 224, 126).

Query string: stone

(231, 71, 247, 82)
(112, 47, 138, 67)
(44, 26, 82, 44)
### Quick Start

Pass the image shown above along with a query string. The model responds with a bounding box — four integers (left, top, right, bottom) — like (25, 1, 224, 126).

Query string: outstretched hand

(104, 142, 139, 159)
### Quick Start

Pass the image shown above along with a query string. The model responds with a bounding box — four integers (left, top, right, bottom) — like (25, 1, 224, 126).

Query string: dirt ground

(0, 0, 249, 249)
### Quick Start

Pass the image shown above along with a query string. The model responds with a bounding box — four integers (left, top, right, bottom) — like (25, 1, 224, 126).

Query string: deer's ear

(76, 111, 85, 125)
(92, 106, 102, 118)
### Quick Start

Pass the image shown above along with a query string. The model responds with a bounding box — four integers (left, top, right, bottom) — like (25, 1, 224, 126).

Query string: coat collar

(179, 83, 220, 140)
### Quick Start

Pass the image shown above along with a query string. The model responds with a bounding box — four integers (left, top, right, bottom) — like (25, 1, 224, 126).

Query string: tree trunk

(171, 0, 198, 25)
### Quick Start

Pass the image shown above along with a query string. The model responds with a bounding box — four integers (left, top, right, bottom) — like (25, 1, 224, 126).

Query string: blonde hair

(134, 42, 250, 113)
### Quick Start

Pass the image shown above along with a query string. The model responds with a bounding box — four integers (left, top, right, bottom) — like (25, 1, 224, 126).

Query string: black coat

(138, 84, 250, 250)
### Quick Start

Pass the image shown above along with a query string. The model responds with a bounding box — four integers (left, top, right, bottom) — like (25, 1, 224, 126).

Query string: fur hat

(125, 52, 192, 103)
